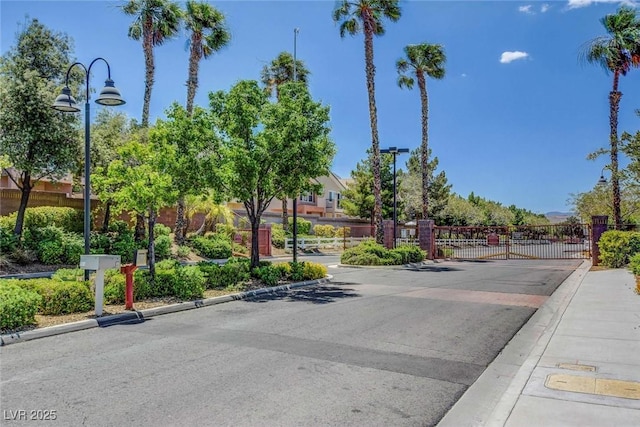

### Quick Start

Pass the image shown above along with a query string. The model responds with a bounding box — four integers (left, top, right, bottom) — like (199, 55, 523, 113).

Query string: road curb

(437, 260, 591, 427)
(0, 276, 332, 346)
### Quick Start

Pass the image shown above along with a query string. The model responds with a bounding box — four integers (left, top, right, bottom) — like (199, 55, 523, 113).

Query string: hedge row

(598, 230, 640, 268)
(341, 240, 425, 266)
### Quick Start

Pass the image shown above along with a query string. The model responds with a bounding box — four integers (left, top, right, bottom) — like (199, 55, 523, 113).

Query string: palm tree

(582, 6, 640, 228)
(122, 0, 182, 128)
(333, 0, 401, 244)
(173, 1, 230, 246)
(184, 0, 230, 114)
(396, 43, 446, 220)
(260, 52, 310, 231)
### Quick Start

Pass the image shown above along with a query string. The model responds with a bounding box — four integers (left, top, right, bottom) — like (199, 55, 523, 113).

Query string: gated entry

(433, 224, 592, 260)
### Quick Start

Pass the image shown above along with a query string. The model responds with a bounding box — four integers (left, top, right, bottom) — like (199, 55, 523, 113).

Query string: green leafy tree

(153, 103, 223, 245)
(209, 80, 335, 268)
(261, 51, 311, 231)
(0, 19, 80, 241)
(89, 109, 136, 231)
(333, 0, 402, 243)
(396, 43, 446, 220)
(105, 130, 179, 281)
(341, 150, 394, 223)
(122, 0, 182, 128)
(582, 6, 640, 227)
(398, 148, 450, 222)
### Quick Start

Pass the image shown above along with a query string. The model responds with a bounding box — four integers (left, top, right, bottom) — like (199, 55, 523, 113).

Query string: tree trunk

(610, 89, 622, 228)
(174, 195, 186, 246)
(250, 216, 261, 269)
(13, 171, 33, 242)
(148, 208, 156, 284)
(186, 34, 201, 115)
(135, 214, 146, 242)
(417, 72, 430, 220)
(101, 200, 112, 232)
(142, 18, 154, 128)
(282, 199, 289, 232)
(362, 15, 383, 244)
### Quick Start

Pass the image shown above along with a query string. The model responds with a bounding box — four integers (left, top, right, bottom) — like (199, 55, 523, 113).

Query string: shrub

(215, 223, 237, 240)
(302, 262, 328, 280)
(289, 261, 305, 281)
(392, 245, 425, 264)
(313, 224, 335, 238)
(173, 266, 205, 300)
(176, 245, 191, 259)
(0, 224, 17, 254)
(335, 227, 351, 238)
(271, 223, 286, 249)
(92, 222, 137, 263)
(252, 265, 281, 287)
(190, 235, 232, 259)
(288, 217, 312, 235)
(9, 248, 37, 265)
(9, 278, 93, 315)
(0, 283, 42, 331)
(629, 252, 640, 276)
(154, 235, 172, 260)
(154, 224, 171, 237)
(198, 259, 250, 289)
(104, 271, 126, 304)
(232, 242, 249, 255)
(52, 268, 85, 282)
(274, 262, 291, 278)
(598, 230, 635, 268)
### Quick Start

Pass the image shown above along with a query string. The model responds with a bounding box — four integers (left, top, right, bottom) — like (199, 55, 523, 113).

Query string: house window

(300, 193, 314, 203)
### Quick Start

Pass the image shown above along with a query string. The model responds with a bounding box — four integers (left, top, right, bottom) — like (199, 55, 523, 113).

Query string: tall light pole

(292, 27, 299, 263)
(52, 58, 125, 274)
(380, 147, 409, 248)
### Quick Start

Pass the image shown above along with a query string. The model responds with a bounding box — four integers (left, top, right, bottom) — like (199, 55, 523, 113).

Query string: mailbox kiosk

(80, 255, 121, 316)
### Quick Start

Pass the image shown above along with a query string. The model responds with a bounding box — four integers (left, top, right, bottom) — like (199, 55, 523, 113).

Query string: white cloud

(500, 51, 530, 64)
(567, 0, 637, 9)
(461, 73, 467, 78)
(519, 5, 534, 13)
(541, 3, 551, 12)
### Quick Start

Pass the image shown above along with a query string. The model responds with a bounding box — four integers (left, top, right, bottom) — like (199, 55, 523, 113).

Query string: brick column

(383, 220, 394, 249)
(591, 215, 608, 266)
(418, 219, 435, 259)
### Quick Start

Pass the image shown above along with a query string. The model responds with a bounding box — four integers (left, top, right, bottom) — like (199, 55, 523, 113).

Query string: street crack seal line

(545, 374, 640, 400)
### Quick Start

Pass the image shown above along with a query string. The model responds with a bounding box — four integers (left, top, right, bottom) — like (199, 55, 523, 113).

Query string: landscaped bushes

(2, 278, 93, 315)
(198, 258, 251, 289)
(598, 230, 640, 268)
(2, 207, 84, 235)
(271, 223, 286, 249)
(288, 217, 312, 235)
(189, 235, 233, 259)
(313, 224, 335, 237)
(341, 240, 426, 266)
(0, 283, 41, 331)
(91, 220, 137, 263)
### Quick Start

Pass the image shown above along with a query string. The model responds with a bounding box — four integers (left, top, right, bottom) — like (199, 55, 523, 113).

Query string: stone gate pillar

(591, 215, 608, 266)
(383, 220, 394, 249)
(418, 219, 435, 259)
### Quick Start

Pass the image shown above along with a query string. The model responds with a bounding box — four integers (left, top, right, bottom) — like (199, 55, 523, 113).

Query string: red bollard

(120, 263, 138, 310)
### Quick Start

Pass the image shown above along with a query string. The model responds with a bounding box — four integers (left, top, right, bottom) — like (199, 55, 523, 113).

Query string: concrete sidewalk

(439, 262, 640, 427)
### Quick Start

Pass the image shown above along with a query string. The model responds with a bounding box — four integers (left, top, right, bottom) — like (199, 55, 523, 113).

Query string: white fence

(284, 237, 368, 250)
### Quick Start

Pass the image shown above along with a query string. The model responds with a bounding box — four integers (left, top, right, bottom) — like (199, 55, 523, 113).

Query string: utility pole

(292, 27, 299, 263)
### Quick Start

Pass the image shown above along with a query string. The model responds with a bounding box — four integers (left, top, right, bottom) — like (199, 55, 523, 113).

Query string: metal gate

(433, 224, 592, 260)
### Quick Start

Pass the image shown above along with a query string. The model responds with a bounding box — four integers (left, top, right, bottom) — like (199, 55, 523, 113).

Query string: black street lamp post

(380, 147, 409, 248)
(292, 28, 299, 263)
(52, 58, 125, 272)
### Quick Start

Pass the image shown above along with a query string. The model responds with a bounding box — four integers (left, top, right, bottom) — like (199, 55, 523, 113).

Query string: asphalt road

(0, 258, 581, 426)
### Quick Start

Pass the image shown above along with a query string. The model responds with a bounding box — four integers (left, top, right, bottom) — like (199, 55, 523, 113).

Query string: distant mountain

(545, 212, 575, 224)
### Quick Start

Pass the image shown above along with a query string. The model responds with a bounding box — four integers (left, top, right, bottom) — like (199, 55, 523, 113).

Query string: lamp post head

(598, 175, 607, 185)
(381, 147, 410, 155)
(95, 78, 125, 106)
(52, 86, 80, 112)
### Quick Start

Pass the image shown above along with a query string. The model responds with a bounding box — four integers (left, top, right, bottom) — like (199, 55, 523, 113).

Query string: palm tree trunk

(363, 16, 383, 244)
(186, 35, 201, 115)
(142, 18, 154, 128)
(610, 89, 622, 228)
(417, 72, 429, 220)
(175, 195, 186, 246)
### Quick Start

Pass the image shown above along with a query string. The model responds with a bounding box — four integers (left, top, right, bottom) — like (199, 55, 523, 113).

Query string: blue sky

(2, 0, 640, 215)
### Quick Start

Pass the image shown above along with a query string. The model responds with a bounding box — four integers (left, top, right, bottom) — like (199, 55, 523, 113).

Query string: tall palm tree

(184, 0, 230, 115)
(260, 52, 310, 231)
(122, 0, 182, 128)
(582, 6, 640, 228)
(333, 0, 401, 244)
(397, 43, 446, 220)
(172, 1, 230, 246)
